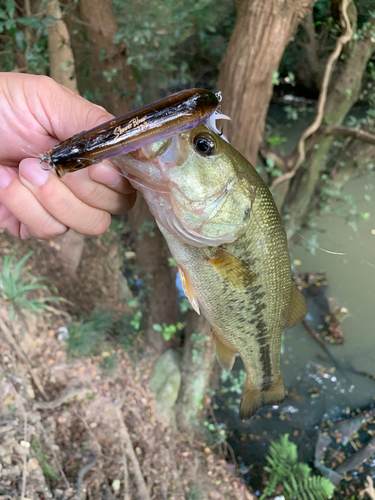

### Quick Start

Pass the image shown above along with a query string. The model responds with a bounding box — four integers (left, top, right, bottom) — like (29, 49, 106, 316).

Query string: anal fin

(212, 328, 236, 372)
(240, 374, 285, 421)
(178, 265, 200, 315)
(285, 285, 307, 329)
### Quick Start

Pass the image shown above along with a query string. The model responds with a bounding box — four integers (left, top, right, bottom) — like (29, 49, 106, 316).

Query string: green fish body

(113, 123, 307, 419)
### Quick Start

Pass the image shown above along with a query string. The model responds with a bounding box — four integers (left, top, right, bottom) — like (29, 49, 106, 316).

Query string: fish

(40, 89, 220, 178)
(109, 116, 307, 420)
(42, 92, 307, 419)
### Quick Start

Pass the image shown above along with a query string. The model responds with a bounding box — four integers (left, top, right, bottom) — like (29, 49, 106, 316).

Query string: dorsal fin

(285, 285, 307, 329)
(178, 265, 200, 315)
(207, 247, 257, 289)
(212, 328, 236, 372)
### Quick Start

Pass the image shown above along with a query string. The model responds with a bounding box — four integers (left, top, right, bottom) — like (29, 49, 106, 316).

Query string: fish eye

(193, 135, 216, 156)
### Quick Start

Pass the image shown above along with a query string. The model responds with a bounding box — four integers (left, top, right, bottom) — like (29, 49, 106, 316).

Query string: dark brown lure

(40, 89, 220, 178)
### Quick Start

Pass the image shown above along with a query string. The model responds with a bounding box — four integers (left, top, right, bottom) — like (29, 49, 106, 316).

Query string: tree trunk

(47, 0, 77, 92)
(217, 0, 315, 165)
(47, 0, 85, 275)
(284, 14, 375, 237)
(128, 196, 178, 352)
(78, 0, 135, 115)
(64, 0, 179, 350)
(175, 310, 215, 437)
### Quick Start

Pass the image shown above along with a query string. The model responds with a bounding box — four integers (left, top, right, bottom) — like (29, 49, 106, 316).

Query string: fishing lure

(40, 89, 220, 178)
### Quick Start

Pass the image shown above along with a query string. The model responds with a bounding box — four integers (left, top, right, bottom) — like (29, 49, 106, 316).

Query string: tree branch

(322, 125, 375, 145)
(270, 0, 354, 192)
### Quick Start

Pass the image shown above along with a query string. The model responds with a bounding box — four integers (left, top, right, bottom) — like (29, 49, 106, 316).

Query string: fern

(260, 434, 335, 500)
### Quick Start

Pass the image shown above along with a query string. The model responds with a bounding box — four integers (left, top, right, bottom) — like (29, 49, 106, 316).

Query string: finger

(29, 75, 115, 140)
(19, 158, 111, 235)
(19, 224, 39, 240)
(0, 166, 68, 239)
(61, 164, 137, 215)
(0, 203, 21, 237)
(88, 162, 135, 195)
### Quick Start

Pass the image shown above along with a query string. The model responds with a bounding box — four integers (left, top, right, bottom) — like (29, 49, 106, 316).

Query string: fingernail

(0, 168, 12, 189)
(90, 164, 123, 187)
(20, 159, 49, 186)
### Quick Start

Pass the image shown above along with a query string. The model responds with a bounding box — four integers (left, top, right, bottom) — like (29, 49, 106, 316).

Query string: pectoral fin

(284, 285, 307, 329)
(178, 265, 200, 315)
(212, 329, 236, 372)
(207, 248, 257, 288)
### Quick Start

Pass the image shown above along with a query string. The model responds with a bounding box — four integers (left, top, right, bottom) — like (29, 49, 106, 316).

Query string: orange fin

(212, 329, 236, 372)
(240, 374, 285, 420)
(178, 265, 200, 315)
(207, 248, 257, 288)
(285, 285, 307, 329)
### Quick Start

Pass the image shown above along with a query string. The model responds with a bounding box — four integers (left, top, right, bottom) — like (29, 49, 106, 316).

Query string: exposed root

(115, 407, 151, 500)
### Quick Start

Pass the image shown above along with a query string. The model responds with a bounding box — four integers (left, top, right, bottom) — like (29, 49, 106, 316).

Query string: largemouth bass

(41, 92, 307, 419)
(40, 89, 219, 177)
(110, 118, 307, 419)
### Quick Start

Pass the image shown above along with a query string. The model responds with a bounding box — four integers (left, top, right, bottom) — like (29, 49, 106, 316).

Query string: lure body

(40, 89, 219, 178)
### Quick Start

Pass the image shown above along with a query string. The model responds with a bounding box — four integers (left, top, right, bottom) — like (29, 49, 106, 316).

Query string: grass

(0, 250, 64, 320)
(65, 310, 114, 357)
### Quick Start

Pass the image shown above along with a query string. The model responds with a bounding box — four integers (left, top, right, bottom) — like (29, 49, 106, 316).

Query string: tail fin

(239, 374, 285, 421)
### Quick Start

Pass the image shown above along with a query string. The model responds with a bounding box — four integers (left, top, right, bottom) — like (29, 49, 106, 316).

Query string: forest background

(0, 0, 375, 499)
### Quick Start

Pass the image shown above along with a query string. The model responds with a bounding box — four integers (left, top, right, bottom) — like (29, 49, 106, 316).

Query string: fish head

(113, 124, 254, 247)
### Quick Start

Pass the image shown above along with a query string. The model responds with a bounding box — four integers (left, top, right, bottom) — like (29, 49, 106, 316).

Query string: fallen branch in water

(337, 436, 375, 474)
(301, 320, 350, 382)
(321, 125, 375, 145)
(317, 355, 375, 382)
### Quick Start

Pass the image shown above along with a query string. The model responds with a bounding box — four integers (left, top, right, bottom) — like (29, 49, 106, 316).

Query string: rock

(150, 349, 182, 413)
(117, 273, 133, 301)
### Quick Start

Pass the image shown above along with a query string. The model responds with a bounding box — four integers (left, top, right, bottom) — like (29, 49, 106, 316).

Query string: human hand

(0, 73, 136, 239)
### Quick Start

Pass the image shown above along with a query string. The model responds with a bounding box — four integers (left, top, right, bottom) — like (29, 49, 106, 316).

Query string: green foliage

(191, 332, 206, 363)
(100, 352, 117, 372)
(65, 310, 114, 357)
(218, 368, 246, 411)
(30, 435, 59, 481)
(203, 419, 227, 444)
(112, 0, 235, 100)
(260, 434, 335, 500)
(0, 0, 51, 73)
(137, 220, 156, 239)
(0, 251, 64, 320)
(267, 135, 288, 148)
(153, 321, 183, 341)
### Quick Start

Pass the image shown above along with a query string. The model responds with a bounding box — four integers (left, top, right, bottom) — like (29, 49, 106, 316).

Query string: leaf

(5, 0, 15, 18)
(266, 156, 275, 170)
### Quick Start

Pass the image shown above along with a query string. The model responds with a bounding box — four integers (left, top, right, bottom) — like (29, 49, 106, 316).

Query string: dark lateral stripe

(248, 284, 272, 390)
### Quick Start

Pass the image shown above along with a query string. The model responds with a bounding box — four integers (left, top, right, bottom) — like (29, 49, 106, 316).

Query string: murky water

(286, 174, 375, 424)
(214, 106, 375, 484)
